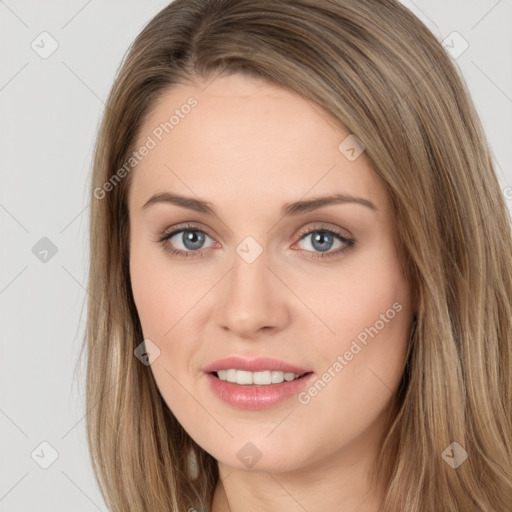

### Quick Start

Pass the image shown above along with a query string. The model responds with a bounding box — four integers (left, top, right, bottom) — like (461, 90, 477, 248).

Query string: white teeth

(271, 371, 283, 383)
(236, 370, 253, 385)
(215, 369, 303, 385)
(253, 370, 271, 385)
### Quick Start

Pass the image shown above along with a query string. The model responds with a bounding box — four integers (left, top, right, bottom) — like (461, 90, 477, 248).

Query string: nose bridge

(216, 235, 288, 336)
(231, 236, 269, 296)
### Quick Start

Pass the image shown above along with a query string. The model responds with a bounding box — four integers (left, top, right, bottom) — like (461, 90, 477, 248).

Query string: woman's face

(128, 73, 413, 473)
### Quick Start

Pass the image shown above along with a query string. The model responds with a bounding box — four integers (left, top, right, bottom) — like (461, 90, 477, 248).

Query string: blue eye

(296, 227, 353, 259)
(158, 227, 215, 258)
(157, 223, 354, 260)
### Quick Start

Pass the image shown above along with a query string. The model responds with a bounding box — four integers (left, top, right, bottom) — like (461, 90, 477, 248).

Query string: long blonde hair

(80, 1, 512, 510)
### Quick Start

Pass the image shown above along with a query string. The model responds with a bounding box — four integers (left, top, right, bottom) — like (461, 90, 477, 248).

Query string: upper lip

(203, 356, 312, 374)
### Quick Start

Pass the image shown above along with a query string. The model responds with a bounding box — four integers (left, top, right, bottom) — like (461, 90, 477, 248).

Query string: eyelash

(156, 223, 355, 260)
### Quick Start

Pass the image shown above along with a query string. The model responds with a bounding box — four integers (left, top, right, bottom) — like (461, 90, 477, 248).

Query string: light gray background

(1, 1, 511, 510)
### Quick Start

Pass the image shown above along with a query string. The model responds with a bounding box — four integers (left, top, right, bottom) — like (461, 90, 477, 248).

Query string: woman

(82, 1, 512, 510)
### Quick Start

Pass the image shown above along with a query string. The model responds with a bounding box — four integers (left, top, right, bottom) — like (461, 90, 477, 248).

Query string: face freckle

(128, 73, 413, 476)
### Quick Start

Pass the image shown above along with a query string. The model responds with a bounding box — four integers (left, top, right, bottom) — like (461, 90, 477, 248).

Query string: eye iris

(183, 230, 204, 250)
(311, 232, 333, 252)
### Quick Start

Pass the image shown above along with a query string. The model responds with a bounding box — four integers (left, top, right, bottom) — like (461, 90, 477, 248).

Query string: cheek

(303, 238, 411, 353)
(129, 243, 201, 411)
(129, 238, 209, 384)
(130, 258, 172, 339)
(326, 275, 409, 353)
(303, 241, 411, 402)
(129, 237, 197, 340)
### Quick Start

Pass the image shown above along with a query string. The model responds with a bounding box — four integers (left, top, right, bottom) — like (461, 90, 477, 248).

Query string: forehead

(128, 74, 387, 216)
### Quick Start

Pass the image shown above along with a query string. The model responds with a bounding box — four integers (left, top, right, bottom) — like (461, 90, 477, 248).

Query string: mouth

(210, 369, 313, 387)
(204, 359, 316, 409)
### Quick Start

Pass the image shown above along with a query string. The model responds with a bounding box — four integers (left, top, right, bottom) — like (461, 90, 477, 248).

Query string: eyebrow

(141, 192, 378, 216)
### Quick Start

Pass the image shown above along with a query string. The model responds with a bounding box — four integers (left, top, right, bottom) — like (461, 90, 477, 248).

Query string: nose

(215, 245, 290, 339)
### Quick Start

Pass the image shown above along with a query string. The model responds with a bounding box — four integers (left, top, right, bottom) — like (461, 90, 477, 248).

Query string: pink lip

(202, 356, 314, 410)
(205, 372, 315, 410)
(203, 356, 311, 374)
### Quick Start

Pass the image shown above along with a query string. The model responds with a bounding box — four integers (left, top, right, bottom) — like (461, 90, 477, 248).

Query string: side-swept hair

(81, 1, 512, 510)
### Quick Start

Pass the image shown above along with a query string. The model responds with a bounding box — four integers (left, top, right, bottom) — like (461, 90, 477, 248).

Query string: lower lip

(205, 372, 315, 410)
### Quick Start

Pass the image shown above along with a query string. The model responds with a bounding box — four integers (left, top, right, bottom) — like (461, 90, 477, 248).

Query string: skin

(128, 73, 414, 512)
